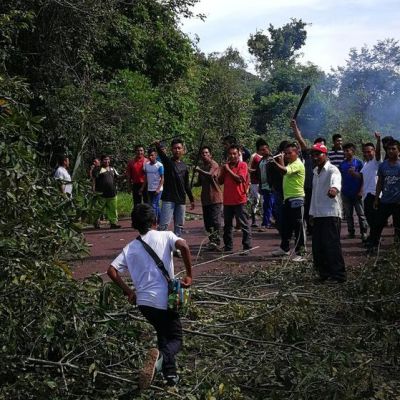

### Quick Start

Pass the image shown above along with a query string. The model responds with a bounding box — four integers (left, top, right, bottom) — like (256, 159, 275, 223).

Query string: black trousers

(304, 187, 313, 234)
(202, 203, 222, 245)
(312, 217, 346, 281)
(280, 199, 305, 254)
(138, 305, 182, 377)
(131, 183, 148, 223)
(368, 202, 400, 247)
(364, 193, 377, 230)
(223, 204, 252, 250)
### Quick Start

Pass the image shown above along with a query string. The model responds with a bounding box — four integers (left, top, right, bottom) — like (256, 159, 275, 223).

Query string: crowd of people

(54, 123, 400, 390)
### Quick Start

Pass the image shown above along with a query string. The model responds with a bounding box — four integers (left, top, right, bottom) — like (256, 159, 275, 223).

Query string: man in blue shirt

(367, 140, 400, 252)
(339, 143, 368, 240)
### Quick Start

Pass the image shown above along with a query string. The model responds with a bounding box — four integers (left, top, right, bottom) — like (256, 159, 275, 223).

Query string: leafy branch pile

(3, 230, 400, 399)
(178, 254, 400, 399)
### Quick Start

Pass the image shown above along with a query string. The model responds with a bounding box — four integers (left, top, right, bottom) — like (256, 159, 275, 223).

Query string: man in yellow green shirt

(271, 142, 306, 261)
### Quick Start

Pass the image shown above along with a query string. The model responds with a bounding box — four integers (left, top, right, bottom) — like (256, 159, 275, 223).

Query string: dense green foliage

(1, 1, 400, 398)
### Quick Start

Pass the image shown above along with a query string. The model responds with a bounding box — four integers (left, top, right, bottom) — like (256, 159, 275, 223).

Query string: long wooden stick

(293, 85, 311, 119)
(175, 246, 260, 277)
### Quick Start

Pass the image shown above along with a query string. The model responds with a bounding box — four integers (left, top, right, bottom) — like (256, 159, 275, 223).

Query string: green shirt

(283, 158, 305, 200)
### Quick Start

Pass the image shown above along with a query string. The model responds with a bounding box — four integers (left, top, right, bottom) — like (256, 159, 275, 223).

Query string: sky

(181, 0, 400, 73)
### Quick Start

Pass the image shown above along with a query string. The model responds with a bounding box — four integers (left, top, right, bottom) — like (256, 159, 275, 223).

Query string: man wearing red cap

(309, 143, 346, 283)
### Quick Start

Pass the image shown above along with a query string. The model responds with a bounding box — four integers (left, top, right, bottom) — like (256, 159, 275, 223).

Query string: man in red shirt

(126, 145, 148, 226)
(218, 144, 252, 254)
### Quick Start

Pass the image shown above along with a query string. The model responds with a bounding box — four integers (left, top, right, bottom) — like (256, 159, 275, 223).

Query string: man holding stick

(271, 142, 306, 261)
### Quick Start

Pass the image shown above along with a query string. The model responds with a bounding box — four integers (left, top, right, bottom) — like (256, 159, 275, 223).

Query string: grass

(117, 188, 202, 218)
(117, 192, 133, 217)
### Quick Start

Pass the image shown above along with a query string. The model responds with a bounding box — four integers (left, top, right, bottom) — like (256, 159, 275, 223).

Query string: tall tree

(248, 18, 308, 75)
(0, 0, 201, 174)
(335, 39, 400, 136)
(195, 47, 258, 158)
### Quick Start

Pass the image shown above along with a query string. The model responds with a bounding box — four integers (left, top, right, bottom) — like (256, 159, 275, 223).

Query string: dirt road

(71, 206, 393, 280)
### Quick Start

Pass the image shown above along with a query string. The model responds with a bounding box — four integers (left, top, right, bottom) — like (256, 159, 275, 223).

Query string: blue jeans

(341, 194, 368, 235)
(261, 190, 275, 227)
(158, 201, 186, 237)
(148, 191, 162, 223)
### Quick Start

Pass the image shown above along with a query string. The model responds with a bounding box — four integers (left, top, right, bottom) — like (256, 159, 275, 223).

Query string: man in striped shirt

(328, 134, 345, 167)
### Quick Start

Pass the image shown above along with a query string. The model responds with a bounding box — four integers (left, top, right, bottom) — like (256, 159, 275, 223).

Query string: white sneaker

(271, 248, 290, 257)
(292, 255, 306, 262)
(173, 250, 182, 258)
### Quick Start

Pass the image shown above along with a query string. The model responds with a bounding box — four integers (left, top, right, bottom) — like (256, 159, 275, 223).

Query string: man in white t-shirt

(107, 204, 192, 390)
(358, 133, 381, 245)
(141, 148, 164, 223)
(54, 155, 72, 197)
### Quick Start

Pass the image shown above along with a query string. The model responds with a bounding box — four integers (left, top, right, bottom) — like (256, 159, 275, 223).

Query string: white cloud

(181, 0, 400, 72)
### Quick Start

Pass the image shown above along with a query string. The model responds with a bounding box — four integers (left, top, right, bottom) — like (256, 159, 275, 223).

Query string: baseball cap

(311, 143, 328, 154)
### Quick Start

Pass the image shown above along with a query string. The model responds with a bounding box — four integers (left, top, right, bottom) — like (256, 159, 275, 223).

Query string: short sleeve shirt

(54, 166, 72, 196)
(360, 159, 380, 199)
(249, 153, 262, 184)
(378, 159, 400, 204)
(198, 160, 223, 206)
(283, 158, 305, 200)
(222, 161, 249, 205)
(339, 158, 363, 198)
(111, 230, 179, 310)
(259, 158, 271, 191)
(144, 161, 164, 192)
(127, 157, 148, 184)
(328, 149, 345, 168)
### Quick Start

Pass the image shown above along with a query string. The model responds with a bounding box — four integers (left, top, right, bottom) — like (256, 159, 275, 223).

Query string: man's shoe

(139, 348, 160, 390)
(110, 223, 121, 229)
(206, 242, 218, 251)
(165, 374, 180, 387)
(223, 247, 233, 254)
(314, 276, 328, 284)
(239, 248, 251, 256)
(326, 277, 346, 284)
(173, 250, 182, 258)
(271, 248, 290, 257)
(251, 223, 258, 228)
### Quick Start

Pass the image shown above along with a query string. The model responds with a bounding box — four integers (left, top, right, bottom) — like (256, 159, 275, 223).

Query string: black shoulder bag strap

(136, 236, 173, 288)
